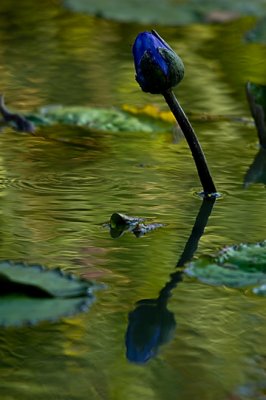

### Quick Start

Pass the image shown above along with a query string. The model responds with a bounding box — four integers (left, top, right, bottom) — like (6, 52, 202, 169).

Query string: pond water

(0, 1, 266, 399)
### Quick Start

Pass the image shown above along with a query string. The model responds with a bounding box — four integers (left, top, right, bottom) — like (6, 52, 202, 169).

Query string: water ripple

(0, 175, 103, 194)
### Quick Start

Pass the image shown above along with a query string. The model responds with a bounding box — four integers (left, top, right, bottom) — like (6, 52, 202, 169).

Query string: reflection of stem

(126, 198, 216, 363)
(158, 197, 215, 303)
(163, 89, 217, 197)
(176, 197, 215, 267)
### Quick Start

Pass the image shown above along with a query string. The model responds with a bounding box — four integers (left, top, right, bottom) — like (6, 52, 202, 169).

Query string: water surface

(0, 2, 266, 400)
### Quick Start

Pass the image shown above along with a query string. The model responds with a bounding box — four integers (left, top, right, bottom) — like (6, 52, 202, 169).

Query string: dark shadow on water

(244, 147, 266, 188)
(125, 197, 215, 364)
(244, 82, 266, 188)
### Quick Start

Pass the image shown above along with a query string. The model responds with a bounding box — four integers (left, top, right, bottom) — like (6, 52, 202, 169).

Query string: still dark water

(0, 1, 266, 399)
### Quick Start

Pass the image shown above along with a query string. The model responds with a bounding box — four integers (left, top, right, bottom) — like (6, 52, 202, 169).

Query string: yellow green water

(0, 1, 266, 399)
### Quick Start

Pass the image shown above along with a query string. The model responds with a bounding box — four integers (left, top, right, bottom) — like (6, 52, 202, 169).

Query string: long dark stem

(163, 89, 217, 197)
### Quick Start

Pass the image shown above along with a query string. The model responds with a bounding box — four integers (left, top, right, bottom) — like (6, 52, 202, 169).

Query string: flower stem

(163, 89, 217, 197)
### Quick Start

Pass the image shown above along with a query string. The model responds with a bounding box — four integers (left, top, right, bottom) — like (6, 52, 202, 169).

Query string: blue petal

(132, 32, 169, 77)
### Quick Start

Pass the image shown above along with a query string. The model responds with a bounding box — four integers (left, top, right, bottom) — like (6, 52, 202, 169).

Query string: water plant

(0, 261, 97, 327)
(132, 30, 217, 198)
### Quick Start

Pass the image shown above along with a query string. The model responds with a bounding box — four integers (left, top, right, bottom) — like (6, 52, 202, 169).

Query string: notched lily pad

(106, 212, 165, 238)
(0, 296, 92, 328)
(27, 105, 167, 134)
(0, 261, 98, 327)
(217, 242, 266, 272)
(185, 242, 266, 295)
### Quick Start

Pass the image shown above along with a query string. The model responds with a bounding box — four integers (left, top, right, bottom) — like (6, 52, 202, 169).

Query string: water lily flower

(132, 30, 217, 197)
(132, 30, 184, 94)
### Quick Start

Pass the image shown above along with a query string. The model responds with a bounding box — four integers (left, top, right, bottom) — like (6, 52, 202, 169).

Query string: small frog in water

(0, 94, 35, 133)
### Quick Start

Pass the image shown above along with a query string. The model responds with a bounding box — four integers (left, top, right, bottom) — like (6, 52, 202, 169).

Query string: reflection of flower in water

(125, 198, 215, 363)
(126, 299, 176, 363)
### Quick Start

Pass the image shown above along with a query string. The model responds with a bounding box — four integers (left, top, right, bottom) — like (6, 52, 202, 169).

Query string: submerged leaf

(107, 213, 165, 238)
(133, 223, 166, 238)
(185, 242, 266, 294)
(110, 212, 145, 228)
(0, 261, 98, 326)
(108, 212, 145, 238)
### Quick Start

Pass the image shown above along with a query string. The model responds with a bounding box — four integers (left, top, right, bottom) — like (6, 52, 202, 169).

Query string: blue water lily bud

(132, 30, 185, 94)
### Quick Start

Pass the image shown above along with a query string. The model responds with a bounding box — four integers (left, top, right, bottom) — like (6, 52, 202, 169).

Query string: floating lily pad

(63, 0, 266, 25)
(0, 261, 97, 327)
(217, 242, 266, 272)
(185, 242, 266, 295)
(0, 296, 92, 327)
(27, 105, 167, 134)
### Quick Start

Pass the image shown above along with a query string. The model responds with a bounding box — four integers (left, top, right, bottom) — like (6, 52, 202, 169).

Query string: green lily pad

(27, 105, 166, 134)
(0, 296, 92, 327)
(63, 0, 266, 25)
(185, 242, 266, 295)
(0, 261, 97, 326)
(217, 242, 266, 273)
(244, 148, 266, 187)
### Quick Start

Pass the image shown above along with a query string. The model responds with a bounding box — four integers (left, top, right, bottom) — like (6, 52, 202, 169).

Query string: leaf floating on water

(26, 105, 168, 134)
(185, 241, 266, 295)
(217, 242, 266, 273)
(0, 261, 98, 327)
(63, 0, 266, 25)
(186, 257, 266, 288)
(0, 296, 93, 328)
(0, 261, 95, 297)
(108, 212, 165, 238)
